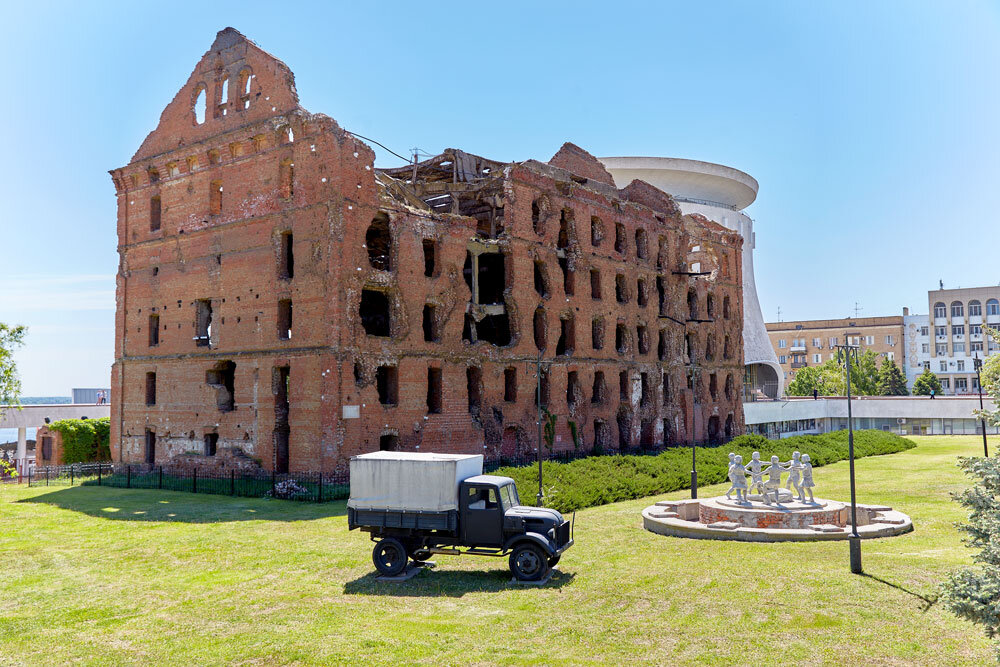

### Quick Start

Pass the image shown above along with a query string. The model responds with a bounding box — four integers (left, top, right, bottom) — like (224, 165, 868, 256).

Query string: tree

(850, 349, 881, 396)
(979, 327, 1000, 425)
(785, 360, 845, 396)
(0, 323, 27, 419)
(942, 456, 1000, 658)
(875, 358, 909, 396)
(912, 367, 943, 396)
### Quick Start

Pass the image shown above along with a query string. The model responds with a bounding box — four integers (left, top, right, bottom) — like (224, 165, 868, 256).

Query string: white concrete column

(15, 427, 26, 474)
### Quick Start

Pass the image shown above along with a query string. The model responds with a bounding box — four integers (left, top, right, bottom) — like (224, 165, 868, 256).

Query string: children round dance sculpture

(642, 451, 912, 542)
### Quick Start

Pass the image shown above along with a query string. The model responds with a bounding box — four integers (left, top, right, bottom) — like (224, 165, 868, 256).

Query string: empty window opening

(567, 370, 581, 408)
(273, 365, 289, 473)
(657, 238, 668, 269)
(195, 299, 213, 346)
(533, 308, 547, 351)
(462, 312, 474, 344)
(705, 334, 715, 362)
(207, 361, 236, 412)
(279, 159, 294, 198)
(709, 373, 718, 401)
(354, 361, 364, 386)
(556, 315, 575, 356)
(725, 374, 734, 401)
(662, 372, 670, 406)
(217, 75, 229, 116)
(592, 371, 607, 405)
(531, 199, 543, 234)
(724, 336, 732, 360)
(145, 372, 157, 406)
(725, 414, 734, 441)
(208, 149, 220, 165)
(558, 257, 574, 296)
(150, 196, 161, 232)
(637, 278, 647, 307)
(658, 329, 668, 361)
(640, 373, 651, 406)
(476, 253, 506, 305)
(277, 299, 292, 340)
(708, 415, 721, 446)
(209, 180, 223, 215)
(144, 429, 156, 464)
(662, 418, 672, 447)
(688, 289, 698, 320)
(282, 127, 294, 144)
(422, 304, 439, 342)
(379, 434, 399, 451)
(536, 369, 550, 408)
(279, 231, 294, 280)
(617, 411, 630, 450)
(147, 167, 160, 184)
(360, 289, 391, 337)
(557, 208, 573, 249)
(534, 260, 549, 298)
(619, 371, 629, 400)
(723, 296, 731, 320)
(194, 85, 207, 125)
(637, 325, 650, 355)
(595, 419, 610, 451)
(239, 69, 253, 109)
(475, 313, 511, 346)
(204, 433, 218, 457)
(366, 213, 392, 271)
(635, 228, 648, 259)
(706, 293, 715, 318)
(592, 317, 605, 350)
(148, 314, 160, 347)
(591, 216, 604, 246)
(686, 333, 696, 363)
(590, 269, 601, 299)
(504, 367, 517, 403)
(467, 366, 483, 415)
(427, 367, 443, 414)
(423, 239, 436, 277)
(615, 222, 626, 255)
(615, 274, 628, 304)
(376, 366, 398, 405)
(616, 323, 628, 354)
(640, 419, 654, 450)
(657, 277, 666, 315)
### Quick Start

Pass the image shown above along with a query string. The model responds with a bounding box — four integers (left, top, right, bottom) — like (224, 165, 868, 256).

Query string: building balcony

(790, 361, 808, 369)
(789, 345, 806, 353)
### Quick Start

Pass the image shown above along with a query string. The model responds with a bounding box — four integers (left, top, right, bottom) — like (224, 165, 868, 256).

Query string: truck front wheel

(372, 538, 408, 577)
(509, 543, 549, 582)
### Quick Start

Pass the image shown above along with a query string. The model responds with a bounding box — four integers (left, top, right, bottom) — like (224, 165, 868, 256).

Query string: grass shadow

(19, 485, 347, 523)
(343, 565, 576, 597)
(860, 572, 939, 612)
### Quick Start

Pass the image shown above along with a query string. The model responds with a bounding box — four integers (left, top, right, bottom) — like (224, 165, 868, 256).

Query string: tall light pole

(835, 340, 862, 574)
(531, 351, 546, 506)
(974, 353, 989, 458)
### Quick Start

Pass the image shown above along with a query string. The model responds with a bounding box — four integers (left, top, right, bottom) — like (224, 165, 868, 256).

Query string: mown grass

(0, 436, 995, 665)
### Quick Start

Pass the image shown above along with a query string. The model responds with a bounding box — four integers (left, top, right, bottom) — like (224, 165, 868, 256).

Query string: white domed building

(600, 157, 782, 399)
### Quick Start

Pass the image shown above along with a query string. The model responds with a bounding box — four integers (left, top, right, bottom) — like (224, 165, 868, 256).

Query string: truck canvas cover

(347, 452, 484, 512)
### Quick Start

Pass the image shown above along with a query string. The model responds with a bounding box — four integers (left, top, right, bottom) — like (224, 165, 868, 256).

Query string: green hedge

(495, 430, 916, 513)
(47, 418, 111, 464)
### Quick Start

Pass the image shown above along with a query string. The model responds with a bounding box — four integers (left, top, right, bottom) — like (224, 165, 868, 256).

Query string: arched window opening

(723, 295, 731, 320)
(969, 300, 982, 317)
(934, 302, 946, 318)
(217, 75, 229, 117)
(194, 85, 207, 125)
(366, 213, 392, 271)
(533, 308, 547, 351)
(987, 299, 1000, 317)
(279, 159, 294, 199)
(688, 288, 698, 320)
(951, 301, 964, 318)
(635, 228, 648, 259)
(239, 69, 253, 110)
(557, 208, 573, 249)
(591, 216, 604, 246)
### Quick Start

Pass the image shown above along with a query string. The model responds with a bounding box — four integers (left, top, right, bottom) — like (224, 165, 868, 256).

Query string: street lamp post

(974, 354, 989, 458)
(533, 351, 545, 506)
(835, 341, 862, 574)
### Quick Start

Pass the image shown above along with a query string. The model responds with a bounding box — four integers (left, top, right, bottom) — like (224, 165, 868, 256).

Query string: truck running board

(428, 547, 506, 558)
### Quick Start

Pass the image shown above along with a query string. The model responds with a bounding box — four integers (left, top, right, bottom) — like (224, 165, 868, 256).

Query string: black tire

(411, 548, 432, 563)
(372, 538, 408, 576)
(509, 543, 549, 582)
(547, 554, 561, 568)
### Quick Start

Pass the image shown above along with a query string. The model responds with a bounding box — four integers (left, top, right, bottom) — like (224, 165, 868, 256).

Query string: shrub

(494, 430, 916, 513)
(46, 418, 111, 464)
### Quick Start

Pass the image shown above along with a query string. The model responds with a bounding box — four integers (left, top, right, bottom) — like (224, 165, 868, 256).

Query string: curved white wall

(600, 157, 783, 398)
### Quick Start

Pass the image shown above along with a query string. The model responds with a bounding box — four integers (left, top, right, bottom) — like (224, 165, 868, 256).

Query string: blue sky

(2, 1, 999, 395)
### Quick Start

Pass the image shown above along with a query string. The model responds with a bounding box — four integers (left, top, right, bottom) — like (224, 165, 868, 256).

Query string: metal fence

(27, 443, 681, 503)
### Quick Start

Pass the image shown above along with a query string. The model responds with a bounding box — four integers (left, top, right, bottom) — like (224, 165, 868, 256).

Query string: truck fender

(504, 532, 555, 556)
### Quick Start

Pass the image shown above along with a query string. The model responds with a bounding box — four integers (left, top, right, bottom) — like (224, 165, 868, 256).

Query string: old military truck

(347, 452, 573, 581)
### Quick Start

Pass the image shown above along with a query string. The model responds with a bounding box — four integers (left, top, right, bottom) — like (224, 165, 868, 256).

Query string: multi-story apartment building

(766, 316, 904, 389)
(107, 29, 746, 473)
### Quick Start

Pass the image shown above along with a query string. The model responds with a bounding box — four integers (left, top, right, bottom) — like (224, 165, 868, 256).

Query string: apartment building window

(954, 342, 966, 353)
(957, 360, 965, 372)
(935, 326, 947, 337)
(941, 378, 950, 389)
(887, 351, 894, 361)
(934, 303, 947, 318)
(969, 301, 982, 316)
(955, 378, 968, 392)
(920, 326, 928, 336)
(940, 361, 947, 372)
(951, 302, 964, 318)
(952, 325, 965, 337)
(988, 299, 1000, 316)
(864, 336, 874, 345)
(779, 355, 787, 364)
(829, 337, 838, 346)
(991, 340, 1000, 352)
(778, 339, 786, 349)
(921, 343, 929, 353)
(885, 335, 895, 345)
(971, 342, 983, 353)
(936, 343, 947, 355)
(812, 354, 821, 363)
(812, 338, 822, 348)
(923, 361, 931, 370)
(971, 324, 983, 336)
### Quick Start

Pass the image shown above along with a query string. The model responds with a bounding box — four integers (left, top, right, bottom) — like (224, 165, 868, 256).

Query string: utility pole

(534, 351, 545, 505)
(974, 353, 989, 457)
(835, 340, 862, 574)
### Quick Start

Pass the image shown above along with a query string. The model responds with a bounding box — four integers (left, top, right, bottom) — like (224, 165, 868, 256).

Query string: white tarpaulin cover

(347, 452, 484, 512)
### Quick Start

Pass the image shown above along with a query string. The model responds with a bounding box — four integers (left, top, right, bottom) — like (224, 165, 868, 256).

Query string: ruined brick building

(108, 28, 745, 473)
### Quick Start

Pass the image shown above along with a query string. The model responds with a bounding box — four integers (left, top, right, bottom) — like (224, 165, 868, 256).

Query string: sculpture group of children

(725, 451, 815, 506)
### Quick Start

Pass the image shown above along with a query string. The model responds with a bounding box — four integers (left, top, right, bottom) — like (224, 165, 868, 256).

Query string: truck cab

(460, 475, 571, 553)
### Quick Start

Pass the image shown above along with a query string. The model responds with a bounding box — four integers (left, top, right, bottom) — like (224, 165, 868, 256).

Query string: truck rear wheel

(509, 543, 549, 581)
(372, 538, 408, 576)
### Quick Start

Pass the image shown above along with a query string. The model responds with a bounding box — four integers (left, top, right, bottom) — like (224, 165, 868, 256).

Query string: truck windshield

(499, 483, 519, 511)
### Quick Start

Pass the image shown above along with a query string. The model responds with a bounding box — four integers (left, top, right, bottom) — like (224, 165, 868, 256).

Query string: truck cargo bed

(349, 507, 458, 533)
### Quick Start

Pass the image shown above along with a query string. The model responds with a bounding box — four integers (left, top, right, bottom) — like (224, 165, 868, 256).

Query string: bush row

(494, 430, 916, 513)
(47, 418, 111, 464)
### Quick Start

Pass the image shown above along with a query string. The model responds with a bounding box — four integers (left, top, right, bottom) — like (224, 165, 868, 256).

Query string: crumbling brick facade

(108, 28, 745, 473)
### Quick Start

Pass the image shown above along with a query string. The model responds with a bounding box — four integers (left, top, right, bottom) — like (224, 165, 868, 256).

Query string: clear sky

(2, 1, 999, 396)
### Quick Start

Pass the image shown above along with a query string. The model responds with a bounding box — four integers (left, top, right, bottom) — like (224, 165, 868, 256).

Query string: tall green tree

(912, 367, 943, 396)
(850, 349, 881, 396)
(0, 323, 27, 418)
(785, 360, 845, 396)
(978, 327, 1000, 425)
(875, 358, 909, 396)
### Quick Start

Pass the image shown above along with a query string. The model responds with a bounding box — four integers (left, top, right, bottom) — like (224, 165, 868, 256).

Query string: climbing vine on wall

(47, 418, 111, 464)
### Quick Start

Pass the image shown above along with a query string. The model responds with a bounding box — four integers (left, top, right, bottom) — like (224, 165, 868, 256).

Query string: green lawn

(1, 436, 996, 665)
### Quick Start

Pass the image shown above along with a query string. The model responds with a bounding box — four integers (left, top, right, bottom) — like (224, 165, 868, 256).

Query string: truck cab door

(461, 484, 503, 547)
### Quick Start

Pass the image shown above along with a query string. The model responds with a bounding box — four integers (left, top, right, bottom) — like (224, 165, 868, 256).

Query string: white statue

(762, 455, 784, 505)
(784, 451, 803, 501)
(800, 454, 816, 504)
(724, 452, 737, 499)
(729, 454, 749, 504)
(745, 451, 765, 497)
